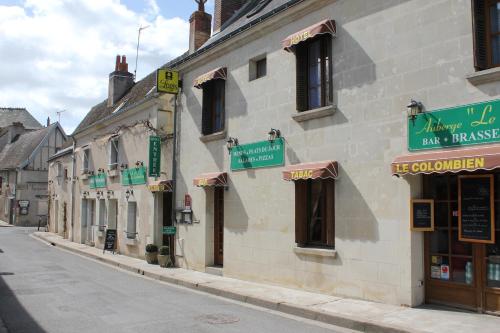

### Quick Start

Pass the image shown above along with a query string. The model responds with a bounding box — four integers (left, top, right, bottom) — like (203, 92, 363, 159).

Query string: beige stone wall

(48, 153, 73, 237)
(175, 0, 500, 306)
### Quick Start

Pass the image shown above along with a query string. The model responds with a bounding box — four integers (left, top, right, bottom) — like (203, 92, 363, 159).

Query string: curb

(31, 232, 420, 333)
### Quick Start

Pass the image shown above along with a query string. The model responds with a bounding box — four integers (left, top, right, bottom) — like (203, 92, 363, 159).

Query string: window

(64, 168, 68, 179)
(473, 0, 500, 69)
(98, 199, 106, 231)
(249, 56, 267, 81)
(201, 80, 225, 135)
(295, 179, 335, 248)
(295, 35, 332, 112)
(83, 148, 90, 173)
(0, 177, 3, 195)
(126, 201, 137, 239)
(109, 138, 119, 169)
(57, 163, 63, 178)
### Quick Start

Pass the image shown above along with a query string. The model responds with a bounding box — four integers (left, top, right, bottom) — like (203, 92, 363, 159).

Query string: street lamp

(407, 99, 423, 119)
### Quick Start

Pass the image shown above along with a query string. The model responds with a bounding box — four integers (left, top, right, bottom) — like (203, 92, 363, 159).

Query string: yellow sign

(157, 69, 179, 94)
(148, 184, 169, 192)
(290, 169, 313, 180)
(290, 31, 311, 46)
(197, 179, 208, 186)
(393, 157, 485, 174)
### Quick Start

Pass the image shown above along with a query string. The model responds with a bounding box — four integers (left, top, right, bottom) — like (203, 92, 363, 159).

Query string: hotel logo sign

(157, 69, 179, 94)
(408, 99, 500, 151)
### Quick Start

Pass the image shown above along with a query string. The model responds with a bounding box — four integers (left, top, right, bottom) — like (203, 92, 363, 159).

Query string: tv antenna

(56, 109, 66, 123)
(134, 25, 150, 79)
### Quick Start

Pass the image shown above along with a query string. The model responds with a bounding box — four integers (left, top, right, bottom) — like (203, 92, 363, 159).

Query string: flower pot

(145, 251, 158, 264)
(158, 254, 170, 268)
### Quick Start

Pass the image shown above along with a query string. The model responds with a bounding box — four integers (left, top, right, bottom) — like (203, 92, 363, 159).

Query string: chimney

(189, 1, 212, 54)
(213, 0, 246, 34)
(46, 117, 50, 127)
(107, 55, 134, 107)
(8, 122, 25, 143)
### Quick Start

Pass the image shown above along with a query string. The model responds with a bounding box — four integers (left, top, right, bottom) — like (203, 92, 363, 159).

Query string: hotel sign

(122, 166, 147, 186)
(156, 69, 179, 94)
(148, 136, 161, 178)
(230, 138, 285, 171)
(408, 99, 500, 151)
(90, 173, 106, 189)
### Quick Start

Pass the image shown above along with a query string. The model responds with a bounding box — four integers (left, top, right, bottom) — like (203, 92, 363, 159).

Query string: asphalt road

(0, 227, 354, 333)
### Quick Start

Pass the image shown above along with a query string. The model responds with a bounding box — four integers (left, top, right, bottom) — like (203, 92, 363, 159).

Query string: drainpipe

(70, 137, 77, 242)
(171, 90, 180, 266)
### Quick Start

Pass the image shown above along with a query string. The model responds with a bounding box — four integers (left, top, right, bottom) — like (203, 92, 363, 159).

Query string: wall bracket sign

(230, 138, 285, 171)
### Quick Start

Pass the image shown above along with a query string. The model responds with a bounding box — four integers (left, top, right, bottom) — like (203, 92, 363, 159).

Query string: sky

(0, 0, 214, 134)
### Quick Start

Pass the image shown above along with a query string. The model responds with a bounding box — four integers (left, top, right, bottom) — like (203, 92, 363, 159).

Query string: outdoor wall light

(135, 161, 144, 167)
(226, 137, 239, 151)
(120, 163, 128, 170)
(125, 189, 134, 200)
(268, 128, 281, 141)
(82, 191, 89, 198)
(106, 190, 114, 199)
(407, 99, 423, 119)
(96, 190, 103, 198)
(98, 168, 105, 173)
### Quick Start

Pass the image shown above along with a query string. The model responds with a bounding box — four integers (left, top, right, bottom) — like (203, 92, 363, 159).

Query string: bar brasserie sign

(230, 138, 285, 171)
(408, 99, 500, 151)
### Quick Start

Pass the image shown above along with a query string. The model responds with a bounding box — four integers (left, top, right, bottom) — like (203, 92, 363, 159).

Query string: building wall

(71, 95, 174, 259)
(48, 153, 73, 237)
(175, 0, 499, 306)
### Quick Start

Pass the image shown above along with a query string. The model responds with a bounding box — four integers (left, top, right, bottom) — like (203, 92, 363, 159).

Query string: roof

(0, 108, 43, 129)
(48, 145, 73, 162)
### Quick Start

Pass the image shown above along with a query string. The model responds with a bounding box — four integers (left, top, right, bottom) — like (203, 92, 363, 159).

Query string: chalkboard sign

(103, 229, 117, 253)
(410, 199, 434, 231)
(459, 175, 495, 244)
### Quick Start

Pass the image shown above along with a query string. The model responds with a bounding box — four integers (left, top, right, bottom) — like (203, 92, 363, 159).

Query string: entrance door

(162, 192, 175, 265)
(214, 188, 224, 266)
(86, 199, 95, 245)
(54, 200, 59, 234)
(424, 174, 500, 313)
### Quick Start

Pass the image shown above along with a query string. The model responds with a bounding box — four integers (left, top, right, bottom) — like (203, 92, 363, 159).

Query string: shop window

(249, 55, 267, 81)
(201, 80, 225, 135)
(295, 35, 332, 112)
(126, 201, 137, 239)
(109, 138, 119, 170)
(295, 179, 335, 248)
(473, 0, 500, 70)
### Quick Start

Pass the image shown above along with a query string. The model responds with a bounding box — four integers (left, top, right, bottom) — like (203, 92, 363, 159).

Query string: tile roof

(0, 108, 43, 129)
(0, 125, 52, 170)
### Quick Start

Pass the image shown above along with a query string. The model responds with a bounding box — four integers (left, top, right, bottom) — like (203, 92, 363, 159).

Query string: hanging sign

(162, 226, 176, 235)
(103, 229, 117, 254)
(459, 175, 495, 244)
(408, 99, 500, 151)
(148, 136, 161, 177)
(121, 166, 147, 185)
(410, 199, 434, 231)
(90, 173, 106, 189)
(231, 138, 285, 171)
(157, 69, 179, 94)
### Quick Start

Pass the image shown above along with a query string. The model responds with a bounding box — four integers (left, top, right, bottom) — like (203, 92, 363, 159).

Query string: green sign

(89, 173, 106, 189)
(162, 226, 176, 235)
(157, 69, 179, 94)
(409, 99, 500, 151)
(149, 136, 161, 177)
(121, 166, 147, 185)
(231, 138, 285, 171)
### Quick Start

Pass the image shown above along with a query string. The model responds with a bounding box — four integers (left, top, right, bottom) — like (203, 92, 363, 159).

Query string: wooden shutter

(295, 45, 309, 112)
(201, 84, 211, 135)
(295, 180, 308, 245)
(325, 179, 335, 247)
(472, 0, 488, 70)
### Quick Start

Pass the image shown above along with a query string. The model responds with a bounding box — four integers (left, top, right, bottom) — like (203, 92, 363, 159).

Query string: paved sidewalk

(0, 220, 12, 227)
(32, 232, 500, 333)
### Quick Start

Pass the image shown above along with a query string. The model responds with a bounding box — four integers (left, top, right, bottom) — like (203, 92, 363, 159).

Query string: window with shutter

(201, 80, 225, 135)
(127, 201, 137, 239)
(473, 0, 500, 70)
(295, 35, 333, 112)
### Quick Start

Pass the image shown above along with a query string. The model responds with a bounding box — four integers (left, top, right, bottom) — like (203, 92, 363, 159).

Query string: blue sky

(0, 0, 214, 133)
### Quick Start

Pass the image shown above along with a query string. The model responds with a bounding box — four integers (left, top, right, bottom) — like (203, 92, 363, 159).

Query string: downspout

(171, 90, 180, 266)
(70, 137, 77, 242)
(13, 170, 18, 226)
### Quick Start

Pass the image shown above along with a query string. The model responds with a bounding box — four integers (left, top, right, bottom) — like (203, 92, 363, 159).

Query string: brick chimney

(107, 55, 134, 107)
(189, 1, 212, 54)
(213, 0, 246, 34)
(8, 122, 25, 143)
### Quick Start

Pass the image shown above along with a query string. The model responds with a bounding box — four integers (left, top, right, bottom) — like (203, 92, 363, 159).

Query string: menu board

(411, 199, 434, 231)
(459, 175, 495, 244)
(103, 229, 117, 253)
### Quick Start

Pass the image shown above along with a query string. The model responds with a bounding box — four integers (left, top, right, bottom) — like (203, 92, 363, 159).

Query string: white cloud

(0, 0, 189, 134)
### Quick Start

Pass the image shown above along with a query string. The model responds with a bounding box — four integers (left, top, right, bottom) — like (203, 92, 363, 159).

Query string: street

(0, 227, 352, 333)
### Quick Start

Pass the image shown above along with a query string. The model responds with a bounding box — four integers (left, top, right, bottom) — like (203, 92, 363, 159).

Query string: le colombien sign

(230, 138, 285, 171)
(408, 99, 500, 151)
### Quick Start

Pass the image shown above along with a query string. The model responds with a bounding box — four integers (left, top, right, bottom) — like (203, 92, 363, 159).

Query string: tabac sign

(157, 69, 179, 94)
(408, 99, 500, 151)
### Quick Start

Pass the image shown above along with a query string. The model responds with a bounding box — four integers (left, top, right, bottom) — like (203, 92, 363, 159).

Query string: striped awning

(148, 180, 173, 192)
(392, 144, 500, 176)
(193, 67, 227, 89)
(282, 161, 338, 181)
(282, 19, 336, 52)
(193, 172, 228, 187)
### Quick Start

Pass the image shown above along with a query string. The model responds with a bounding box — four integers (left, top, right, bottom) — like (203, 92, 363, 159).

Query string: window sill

(199, 130, 226, 143)
(292, 105, 336, 122)
(125, 238, 137, 246)
(293, 246, 337, 258)
(466, 67, 500, 85)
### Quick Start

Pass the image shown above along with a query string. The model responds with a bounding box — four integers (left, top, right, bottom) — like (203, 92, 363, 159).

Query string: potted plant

(157, 246, 170, 268)
(145, 244, 158, 264)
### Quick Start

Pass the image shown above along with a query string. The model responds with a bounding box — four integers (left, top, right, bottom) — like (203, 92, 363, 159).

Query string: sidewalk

(0, 220, 12, 227)
(32, 232, 500, 333)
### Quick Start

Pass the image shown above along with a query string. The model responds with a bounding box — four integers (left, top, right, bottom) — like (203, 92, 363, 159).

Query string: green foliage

(158, 246, 169, 256)
(145, 244, 158, 253)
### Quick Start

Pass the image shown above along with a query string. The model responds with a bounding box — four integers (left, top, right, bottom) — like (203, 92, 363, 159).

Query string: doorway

(214, 187, 224, 267)
(54, 200, 59, 234)
(424, 173, 500, 313)
(162, 192, 175, 265)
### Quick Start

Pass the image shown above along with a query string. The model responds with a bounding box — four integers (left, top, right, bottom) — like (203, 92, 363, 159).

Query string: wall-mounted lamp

(407, 99, 424, 119)
(135, 161, 144, 167)
(96, 190, 103, 198)
(268, 128, 281, 142)
(120, 163, 128, 171)
(226, 137, 239, 151)
(106, 190, 114, 199)
(98, 168, 105, 173)
(125, 189, 134, 200)
(82, 191, 89, 198)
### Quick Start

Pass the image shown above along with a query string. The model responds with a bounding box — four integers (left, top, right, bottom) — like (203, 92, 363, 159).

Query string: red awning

(282, 161, 338, 181)
(193, 172, 228, 187)
(148, 180, 173, 192)
(392, 144, 500, 176)
(193, 67, 227, 88)
(282, 19, 336, 52)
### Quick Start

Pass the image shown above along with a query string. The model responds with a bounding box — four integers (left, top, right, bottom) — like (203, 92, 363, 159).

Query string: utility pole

(134, 25, 150, 79)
